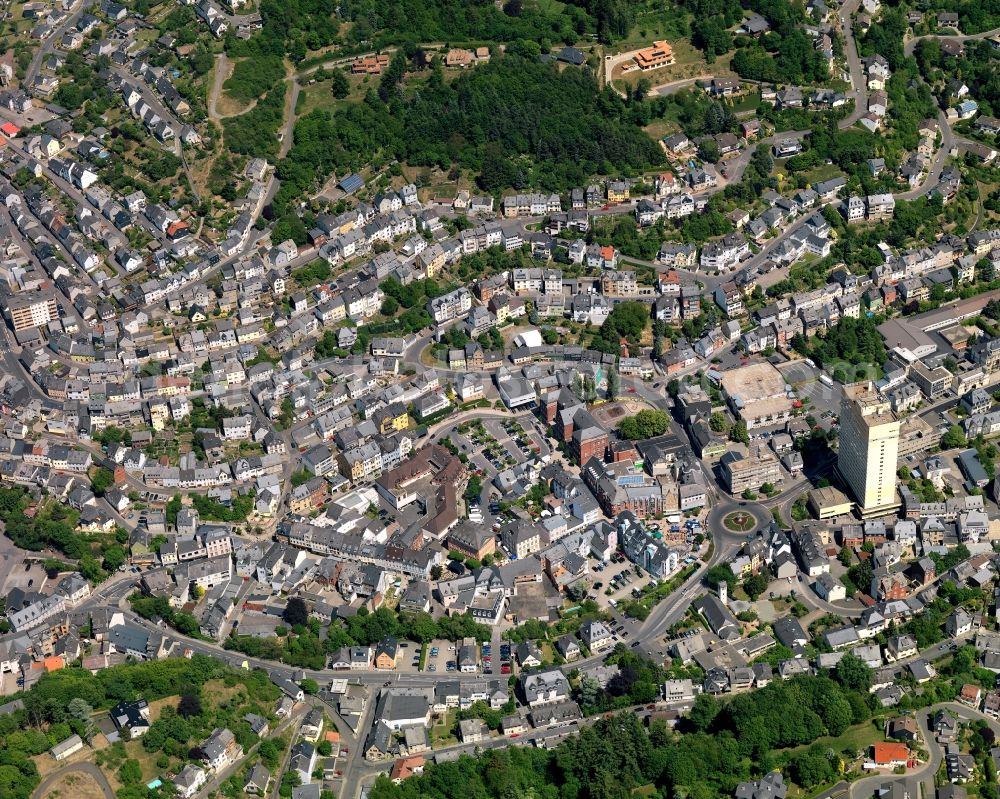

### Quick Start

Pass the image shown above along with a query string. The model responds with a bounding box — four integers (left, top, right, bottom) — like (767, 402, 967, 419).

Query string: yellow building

(807, 485, 853, 520)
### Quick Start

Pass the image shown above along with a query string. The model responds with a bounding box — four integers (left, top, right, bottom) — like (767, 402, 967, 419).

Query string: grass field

(781, 720, 883, 759)
(298, 70, 372, 117)
(643, 117, 682, 142)
(792, 163, 843, 186)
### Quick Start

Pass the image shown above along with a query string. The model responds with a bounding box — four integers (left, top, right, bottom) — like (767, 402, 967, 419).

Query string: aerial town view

(11, 0, 1000, 798)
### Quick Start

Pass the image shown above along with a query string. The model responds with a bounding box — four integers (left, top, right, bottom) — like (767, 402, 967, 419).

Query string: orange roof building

(445, 48, 473, 68)
(1, 122, 19, 137)
(634, 41, 675, 71)
(31, 656, 65, 672)
(871, 742, 910, 766)
(352, 54, 390, 75)
(960, 683, 982, 704)
(391, 756, 425, 784)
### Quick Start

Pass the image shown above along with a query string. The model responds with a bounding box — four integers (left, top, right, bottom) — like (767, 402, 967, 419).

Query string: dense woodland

(274, 54, 663, 213)
(229, 0, 639, 62)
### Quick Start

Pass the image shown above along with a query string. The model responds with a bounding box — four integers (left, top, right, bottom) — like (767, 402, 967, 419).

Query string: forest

(274, 53, 663, 213)
(231, 0, 638, 63)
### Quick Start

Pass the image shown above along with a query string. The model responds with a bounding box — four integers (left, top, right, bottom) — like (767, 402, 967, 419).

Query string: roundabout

(706, 498, 772, 541)
(723, 511, 756, 532)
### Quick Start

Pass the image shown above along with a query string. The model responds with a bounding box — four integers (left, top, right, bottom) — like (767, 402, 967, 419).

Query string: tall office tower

(837, 382, 901, 517)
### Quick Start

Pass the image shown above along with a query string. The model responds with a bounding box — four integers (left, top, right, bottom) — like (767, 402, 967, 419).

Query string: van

(609, 598, 617, 608)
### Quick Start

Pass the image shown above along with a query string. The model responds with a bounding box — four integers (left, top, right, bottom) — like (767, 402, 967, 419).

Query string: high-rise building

(837, 382, 901, 517)
(6, 291, 57, 332)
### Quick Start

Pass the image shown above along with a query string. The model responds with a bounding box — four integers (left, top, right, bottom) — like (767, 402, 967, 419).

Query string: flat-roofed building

(718, 362, 793, 429)
(838, 382, 900, 517)
(7, 291, 57, 331)
(720, 445, 782, 494)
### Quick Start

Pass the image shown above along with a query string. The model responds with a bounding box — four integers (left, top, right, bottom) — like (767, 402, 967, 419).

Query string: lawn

(614, 4, 693, 50)
(780, 720, 883, 760)
(430, 709, 458, 748)
(297, 71, 371, 117)
(643, 117, 682, 142)
(793, 163, 844, 187)
(729, 92, 762, 114)
(611, 41, 735, 91)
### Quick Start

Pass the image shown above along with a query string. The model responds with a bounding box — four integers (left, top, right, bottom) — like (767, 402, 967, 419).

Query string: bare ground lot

(39, 769, 108, 799)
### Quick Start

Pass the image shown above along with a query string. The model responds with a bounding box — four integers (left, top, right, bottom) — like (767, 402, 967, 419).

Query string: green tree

(330, 69, 349, 99)
(618, 409, 670, 440)
(90, 466, 115, 497)
(730, 421, 750, 445)
(688, 692, 719, 731)
(834, 653, 872, 692)
(606, 368, 620, 401)
(118, 759, 143, 786)
(743, 573, 768, 600)
(941, 425, 967, 450)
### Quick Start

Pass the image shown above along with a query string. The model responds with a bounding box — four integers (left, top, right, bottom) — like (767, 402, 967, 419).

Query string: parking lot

(777, 360, 844, 421)
(418, 639, 509, 676)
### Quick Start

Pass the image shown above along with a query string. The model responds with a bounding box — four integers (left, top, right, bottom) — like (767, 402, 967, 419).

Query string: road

(837, 0, 866, 131)
(24, 0, 93, 89)
(845, 702, 1000, 799)
(903, 25, 1000, 57)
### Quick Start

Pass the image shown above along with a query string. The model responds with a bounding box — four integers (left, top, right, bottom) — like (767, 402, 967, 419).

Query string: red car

(510, 733, 520, 738)
(501, 664, 511, 674)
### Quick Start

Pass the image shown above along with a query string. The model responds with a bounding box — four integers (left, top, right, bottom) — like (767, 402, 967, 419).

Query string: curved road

(904, 25, 1000, 57)
(846, 702, 1000, 799)
(32, 762, 114, 799)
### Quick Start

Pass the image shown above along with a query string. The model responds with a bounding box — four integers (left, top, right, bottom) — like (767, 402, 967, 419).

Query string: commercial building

(718, 362, 793, 430)
(837, 383, 901, 517)
(719, 445, 782, 494)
